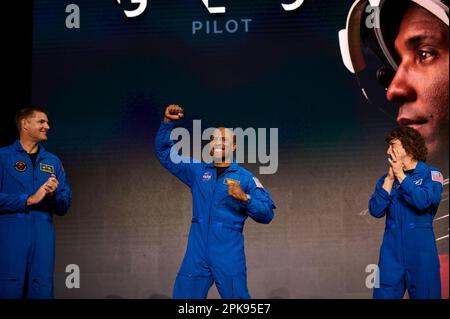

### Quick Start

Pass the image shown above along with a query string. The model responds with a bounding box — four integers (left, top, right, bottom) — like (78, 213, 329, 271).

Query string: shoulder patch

(253, 177, 264, 188)
(431, 171, 444, 185)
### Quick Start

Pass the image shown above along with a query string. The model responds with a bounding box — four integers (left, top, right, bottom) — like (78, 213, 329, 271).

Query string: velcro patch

(15, 161, 27, 172)
(40, 163, 55, 174)
(431, 171, 444, 185)
(202, 171, 213, 182)
(224, 178, 240, 186)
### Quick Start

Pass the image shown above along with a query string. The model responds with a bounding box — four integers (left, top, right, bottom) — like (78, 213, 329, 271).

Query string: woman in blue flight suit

(369, 127, 443, 299)
(155, 105, 276, 299)
(0, 107, 72, 299)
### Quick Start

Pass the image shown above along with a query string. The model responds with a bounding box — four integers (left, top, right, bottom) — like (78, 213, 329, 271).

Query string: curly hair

(385, 127, 428, 162)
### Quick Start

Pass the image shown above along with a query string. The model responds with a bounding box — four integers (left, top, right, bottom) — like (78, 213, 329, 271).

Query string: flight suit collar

(14, 139, 46, 155)
(408, 161, 427, 175)
(397, 161, 427, 191)
(14, 139, 48, 164)
(206, 161, 239, 172)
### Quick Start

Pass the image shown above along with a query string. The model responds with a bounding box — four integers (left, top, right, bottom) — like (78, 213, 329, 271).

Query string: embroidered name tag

(40, 163, 55, 174)
(224, 178, 240, 186)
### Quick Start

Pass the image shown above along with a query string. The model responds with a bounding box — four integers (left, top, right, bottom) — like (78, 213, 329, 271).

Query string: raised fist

(164, 104, 184, 122)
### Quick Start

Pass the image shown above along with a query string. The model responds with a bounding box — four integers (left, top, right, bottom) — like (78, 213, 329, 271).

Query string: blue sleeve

(368, 174, 391, 219)
(398, 169, 443, 211)
(0, 153, 28, 213)
(47, 160, 72, 216)
(0, 193, 28, 213)
(241, 176, 276, 224)
(155, 121, 196, 187)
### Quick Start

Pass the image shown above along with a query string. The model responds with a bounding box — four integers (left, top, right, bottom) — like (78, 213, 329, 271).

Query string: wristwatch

(245, 194, 251, 201)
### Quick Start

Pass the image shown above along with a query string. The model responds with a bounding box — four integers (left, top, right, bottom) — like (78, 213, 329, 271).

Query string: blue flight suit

(155, 121, 276, 299)
(0, 140, 72, 299)
(368, 161, 443, 299)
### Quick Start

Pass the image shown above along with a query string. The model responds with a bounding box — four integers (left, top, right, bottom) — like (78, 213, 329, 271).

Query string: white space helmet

(339, 0, 449, 119)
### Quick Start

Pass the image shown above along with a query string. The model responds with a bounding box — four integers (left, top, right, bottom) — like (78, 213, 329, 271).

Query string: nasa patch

(202, 171, 213, 182)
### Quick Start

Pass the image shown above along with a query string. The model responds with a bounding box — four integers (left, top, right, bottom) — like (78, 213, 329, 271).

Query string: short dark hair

(15, 106, 49, 131)
(385, 126, 428, 162)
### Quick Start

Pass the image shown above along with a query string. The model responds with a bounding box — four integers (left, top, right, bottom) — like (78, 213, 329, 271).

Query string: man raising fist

(155, 104, 276, 299)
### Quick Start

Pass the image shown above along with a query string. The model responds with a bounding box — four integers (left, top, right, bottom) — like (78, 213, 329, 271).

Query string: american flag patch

(431, 171, 444, 184)
(253, 177, 264, 188)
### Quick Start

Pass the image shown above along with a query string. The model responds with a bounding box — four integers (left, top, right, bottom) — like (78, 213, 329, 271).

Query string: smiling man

(0, 106, 72, 299)
(155, 104, 276, 299)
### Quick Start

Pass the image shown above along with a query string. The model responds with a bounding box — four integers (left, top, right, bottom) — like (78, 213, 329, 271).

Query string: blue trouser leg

(210, 266, 250, 299)
(27, 214, 55, 299)
(173, 224, 251, 299)
(208, 228, 250, 299)
(172, 247, 213, 299)
(173, 274, 213, 299)
(0, 215, 30, 299)
(173, 224, 214, 299)
(373, 266, 406, 299)
(373, 285, 405, 299)
(406, 267, 442, 299)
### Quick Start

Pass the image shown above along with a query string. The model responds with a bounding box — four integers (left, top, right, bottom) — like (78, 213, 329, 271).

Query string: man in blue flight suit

(0, 106, 72, 299)
(369, 127, 444, 299)
(155, 104, 276, 299)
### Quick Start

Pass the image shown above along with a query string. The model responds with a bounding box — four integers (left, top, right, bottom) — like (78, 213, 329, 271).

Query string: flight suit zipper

(205, 169, 217, 251)
(394, 180, 406, 266)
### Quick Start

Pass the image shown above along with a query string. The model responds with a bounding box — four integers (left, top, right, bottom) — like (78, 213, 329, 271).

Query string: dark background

(1, 1, 33, 145)
(2, 0, 448, 298)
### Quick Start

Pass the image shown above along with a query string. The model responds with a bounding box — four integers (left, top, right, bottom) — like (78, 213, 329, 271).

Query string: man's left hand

(44, 174, 59, 196)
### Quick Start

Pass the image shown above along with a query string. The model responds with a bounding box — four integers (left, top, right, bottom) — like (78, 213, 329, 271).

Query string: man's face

(387, 4, 449, 156)
(386, 138, 408, 162)
(210, 128, 236, 163)
(22, 111, 50, 142)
